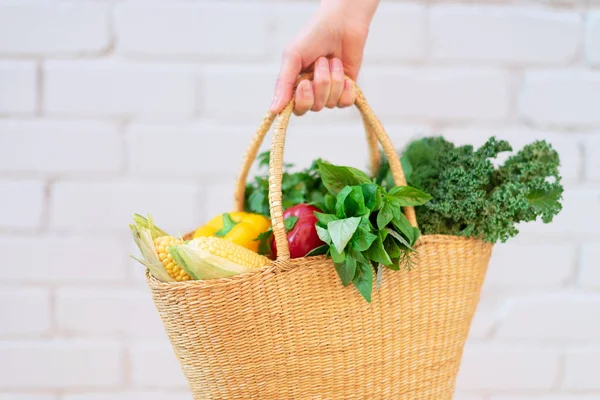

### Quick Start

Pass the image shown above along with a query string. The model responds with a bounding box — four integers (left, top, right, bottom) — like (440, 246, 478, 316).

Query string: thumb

(270, 49, 303, 114)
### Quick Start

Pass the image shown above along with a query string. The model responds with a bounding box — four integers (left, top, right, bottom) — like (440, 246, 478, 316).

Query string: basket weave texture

(145, 75, 493, 399)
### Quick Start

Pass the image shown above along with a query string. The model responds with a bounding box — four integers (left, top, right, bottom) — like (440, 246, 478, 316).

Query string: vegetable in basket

(193, 211, 271, 253)
(130, 214, 268, 282)
(374, 136, 564, 243)
(269, 203, 326, 259)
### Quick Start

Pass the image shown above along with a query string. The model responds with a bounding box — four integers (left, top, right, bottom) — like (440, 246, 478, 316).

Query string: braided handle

(233, 72, 380, 213)
(234, 73, 417, 266)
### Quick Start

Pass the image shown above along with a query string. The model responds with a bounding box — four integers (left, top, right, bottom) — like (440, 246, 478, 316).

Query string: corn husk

(129, 214, 176, 282)
(169, 240, 254, 280)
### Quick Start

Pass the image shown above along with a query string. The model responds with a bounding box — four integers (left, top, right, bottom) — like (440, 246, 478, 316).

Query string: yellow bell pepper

(193, 211, 271, 253)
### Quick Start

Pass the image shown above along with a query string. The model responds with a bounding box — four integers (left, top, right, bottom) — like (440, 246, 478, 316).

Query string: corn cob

(170, 236, 270, 280)
(154, 236, 191, 282)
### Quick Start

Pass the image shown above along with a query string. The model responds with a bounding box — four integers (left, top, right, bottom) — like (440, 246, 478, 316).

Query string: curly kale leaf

(376, 136, 564, 243)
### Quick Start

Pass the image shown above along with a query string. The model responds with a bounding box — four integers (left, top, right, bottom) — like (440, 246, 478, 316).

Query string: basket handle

(233, 78, 381, 213)
(234, 72, 417, 265)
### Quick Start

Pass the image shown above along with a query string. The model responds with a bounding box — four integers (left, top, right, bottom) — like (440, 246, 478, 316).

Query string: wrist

(320, 0, 379, 26)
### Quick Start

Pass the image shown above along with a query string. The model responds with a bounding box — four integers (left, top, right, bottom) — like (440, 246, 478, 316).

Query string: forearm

(320, 0, 380, 25)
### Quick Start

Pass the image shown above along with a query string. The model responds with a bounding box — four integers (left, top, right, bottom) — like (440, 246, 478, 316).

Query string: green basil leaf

(215, 213, 239, 237)
(317, 161, 372, 195)
(330, 245, 346, 264)
(327, 217, 361, 254)
(353, 262, 373, 303)
(305, 244, 329, 257)
(315, 212, 338, 227)
(360, 183, 379, 210)
(324, 193, 336, 214)
(387, 186, 432, 206)
(335, 186, 353, 218)
(316, 226, 332, 244)
(335, 255, 357, 286)
(385, 228, 415, 251)
(253, 229, 273, 256)
(345, 186, 366, 217)
(384, 235, 402, 258)
(376, 203, 394, 230)
(392, 213, 416, 245)
(351, 227, 378, 252)
(284, 216, 299, 232)
(366, 235, 393, 266)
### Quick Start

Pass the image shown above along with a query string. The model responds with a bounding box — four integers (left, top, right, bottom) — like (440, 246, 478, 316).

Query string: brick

(518, 187, 600, 235)
(128, 123, 259, 179)
(564, 349, 600, 389)
(359, 67, 511, 122)
(0, 2, 108, 55)
(486, 242, 575, 287)
(587, 12, 600, 65)
(116, 3, 268, 57)
(0, 61, 36, 114)
(44, 61, 195, 117)
(0, 396, 57, 400)
(0, 288, 50, 336)
(496, 295, 600, 340)
(431, 5, 580, 64)
(585, 134, 600, 181)
(0, 180, 45, 229)
(130, 342, 188, 388)
(520, 71, 600, 127)
(57, 288, 166, 338)
(128, 122, 421, 180)
(63, 393, 192, 400)
(50, 181, 203, 234)
(579, 242, 600, 289)
(440, 126, 581, 182)
(0, 235, 127, 283)
(0, 120, 122, 174)
(455, 344, 559, 389)
(0, 340, 122, 388)
(200, 65, 361, 123)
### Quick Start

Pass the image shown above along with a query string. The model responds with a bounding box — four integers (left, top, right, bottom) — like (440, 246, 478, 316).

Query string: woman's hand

(270, 0, 379, 116)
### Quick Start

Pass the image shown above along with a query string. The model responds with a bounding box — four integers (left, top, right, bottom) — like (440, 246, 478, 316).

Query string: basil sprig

(314, 161, 431, 302)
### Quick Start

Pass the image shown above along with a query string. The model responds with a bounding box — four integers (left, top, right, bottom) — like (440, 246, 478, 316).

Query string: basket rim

(145, 234, 493, 291)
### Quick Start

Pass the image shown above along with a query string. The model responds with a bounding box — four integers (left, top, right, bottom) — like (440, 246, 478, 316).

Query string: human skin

(270, 0, 380, 116)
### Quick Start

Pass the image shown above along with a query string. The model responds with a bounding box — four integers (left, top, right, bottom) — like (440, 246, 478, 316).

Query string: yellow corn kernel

(192, 236, 268, 270)
(154, 236, 191, 282)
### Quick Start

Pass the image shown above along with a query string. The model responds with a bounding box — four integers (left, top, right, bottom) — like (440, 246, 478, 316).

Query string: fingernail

(318, 57, 328, 68)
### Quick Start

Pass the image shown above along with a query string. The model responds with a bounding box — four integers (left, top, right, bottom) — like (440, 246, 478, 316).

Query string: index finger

(270, 49, 303, 114)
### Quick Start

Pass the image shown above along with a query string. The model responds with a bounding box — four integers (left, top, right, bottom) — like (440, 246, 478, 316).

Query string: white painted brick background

(0, 1, 599, 399)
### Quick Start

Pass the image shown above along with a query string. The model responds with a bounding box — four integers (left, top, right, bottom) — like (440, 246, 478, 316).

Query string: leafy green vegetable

(316, 160, 372, 195)
(375, 136, 564, 243)
(244, 151, 329, 217)
(314, 162, 431, 302)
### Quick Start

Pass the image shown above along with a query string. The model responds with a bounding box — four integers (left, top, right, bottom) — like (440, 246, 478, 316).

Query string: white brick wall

(1, 1, 599, 398)
(430, 5, 581, 65)
(0, 61, 37, 114)
(0, 2, 109, 56)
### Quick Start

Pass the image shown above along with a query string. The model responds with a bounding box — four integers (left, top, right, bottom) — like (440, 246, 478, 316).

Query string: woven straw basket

(145, 75, 494, 399)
